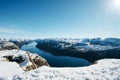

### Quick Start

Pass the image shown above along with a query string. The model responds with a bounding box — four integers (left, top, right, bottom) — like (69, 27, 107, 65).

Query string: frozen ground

(0, 58, 120, 80)
(14, 59, 120, 80)
(0, 62, 24, 80)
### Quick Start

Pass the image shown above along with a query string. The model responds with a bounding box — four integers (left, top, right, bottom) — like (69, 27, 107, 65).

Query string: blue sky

(0, 0, 120, 39)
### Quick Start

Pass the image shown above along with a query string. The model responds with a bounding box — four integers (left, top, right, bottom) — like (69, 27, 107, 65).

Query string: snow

(0, 50, 120, 80)
(0, 50, 32, 69)
(0, 62, 24, 80)
(13, 59, 120, 80)
(0, 41, 14, 47)
(0, 38, 120, 80)
(37, 38, 120, 51)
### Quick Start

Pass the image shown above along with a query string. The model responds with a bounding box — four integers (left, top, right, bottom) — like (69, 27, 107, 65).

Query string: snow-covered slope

(0, 62, 24, 80)
(11, 59, 120, 80)
(0, 50, 120, 80)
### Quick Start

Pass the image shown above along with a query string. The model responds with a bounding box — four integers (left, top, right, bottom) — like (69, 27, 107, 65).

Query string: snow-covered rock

(30, 53, 49, 68)
(0, 41, 19, 50)
(0, 50, 49, 71)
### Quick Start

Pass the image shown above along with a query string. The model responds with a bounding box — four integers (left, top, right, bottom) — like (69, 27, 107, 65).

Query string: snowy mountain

(36, 38, 120, 51)
(36, 38, 120, 62)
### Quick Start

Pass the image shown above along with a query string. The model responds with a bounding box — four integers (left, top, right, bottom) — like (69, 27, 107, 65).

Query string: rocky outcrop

(25, 52, 49, 71)
(0, 50, 49, 71)
(30, 53, 49, 68)
(0, 41, 49, 71)
(0, 41, 19, 50)
(3, 55, 25, 63)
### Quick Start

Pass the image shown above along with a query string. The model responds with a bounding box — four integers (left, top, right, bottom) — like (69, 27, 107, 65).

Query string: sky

(0, 0, 120, 39)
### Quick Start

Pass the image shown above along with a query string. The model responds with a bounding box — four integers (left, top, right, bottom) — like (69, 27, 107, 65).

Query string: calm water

(21, 42, 91, 67)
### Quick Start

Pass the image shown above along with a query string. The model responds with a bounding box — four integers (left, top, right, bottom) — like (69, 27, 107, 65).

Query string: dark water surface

(21, 42, 91, 67)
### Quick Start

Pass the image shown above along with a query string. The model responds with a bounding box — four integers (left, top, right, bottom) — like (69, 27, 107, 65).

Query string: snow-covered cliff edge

(0, 50, 49, 71)
(0, 59, 120, 80)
